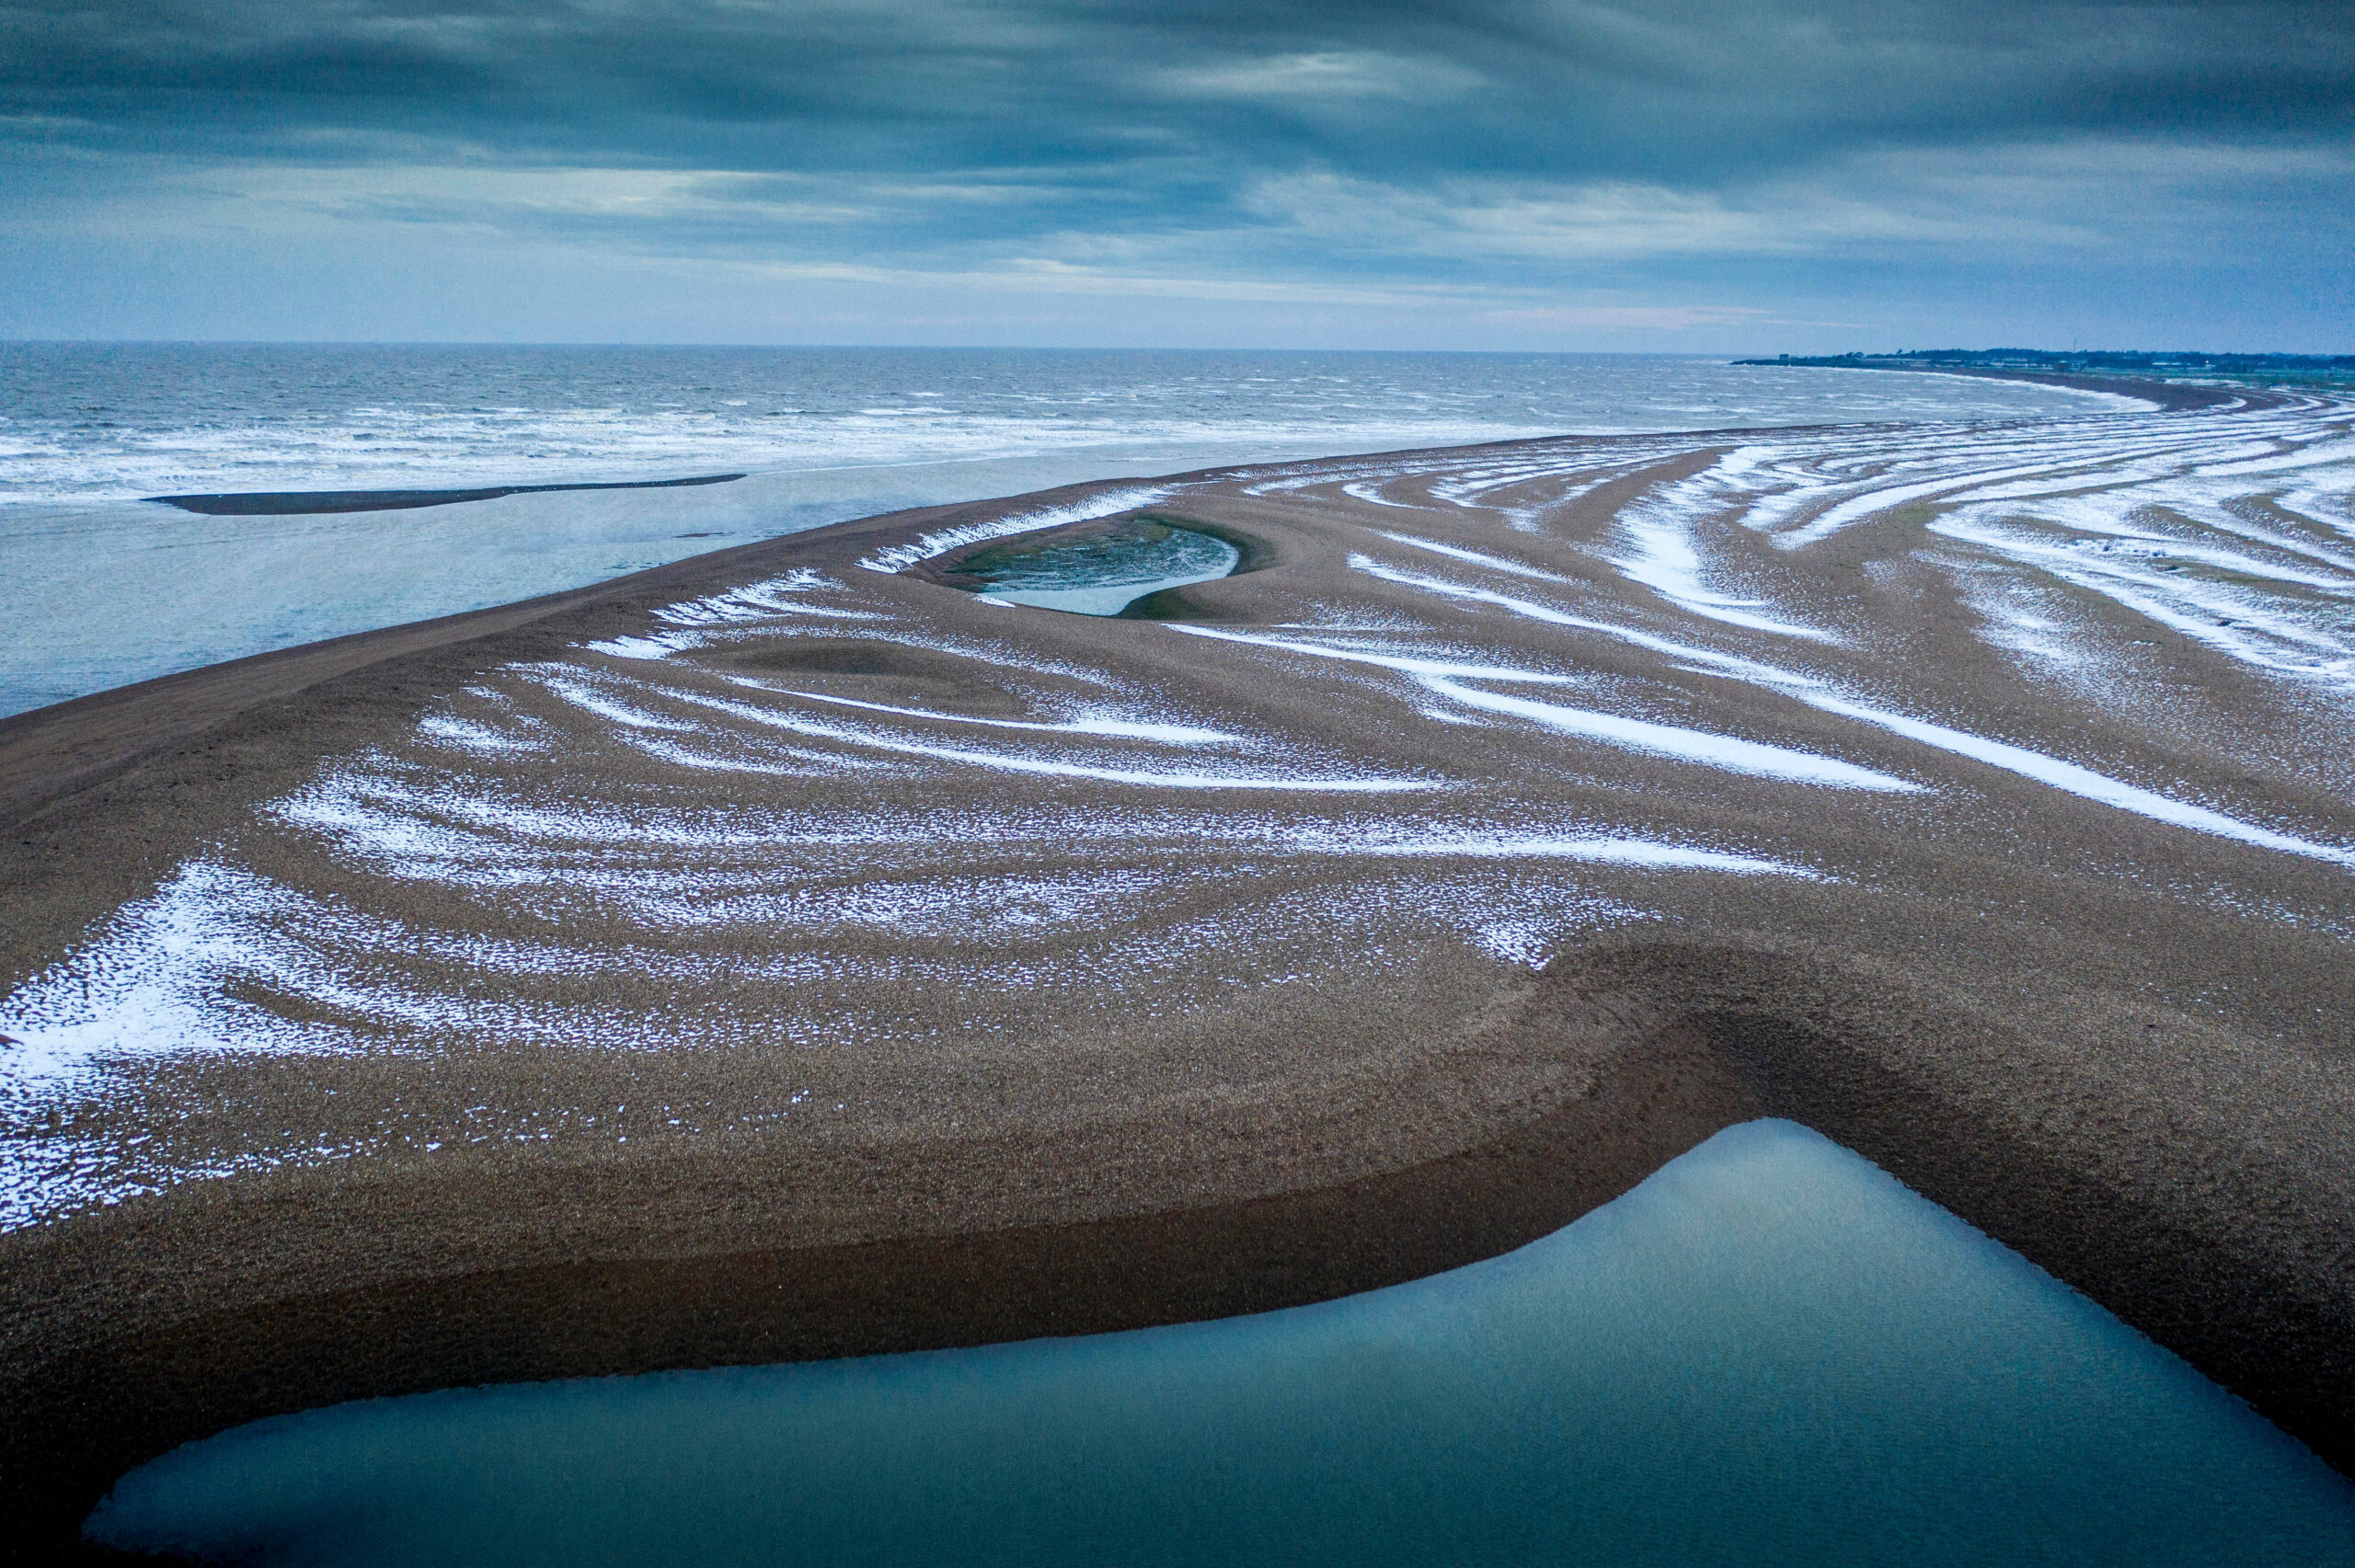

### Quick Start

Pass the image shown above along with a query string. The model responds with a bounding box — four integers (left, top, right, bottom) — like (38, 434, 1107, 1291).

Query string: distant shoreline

(1731, 357, 2266, 411)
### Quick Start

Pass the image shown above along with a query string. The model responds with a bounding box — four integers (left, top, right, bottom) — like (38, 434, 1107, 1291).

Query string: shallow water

(0, 347, 2128, 715)
(86, 1121, 2355, 1567)
(961, 521, 1240, 614)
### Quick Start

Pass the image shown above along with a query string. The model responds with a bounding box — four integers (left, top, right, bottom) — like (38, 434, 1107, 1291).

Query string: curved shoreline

(14, 948, 2350, 1562)
(3, 385, 2350, 1560)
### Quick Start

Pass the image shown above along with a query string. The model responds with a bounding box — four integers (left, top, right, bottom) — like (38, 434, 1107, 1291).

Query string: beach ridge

(3, 397, 2350, 1558)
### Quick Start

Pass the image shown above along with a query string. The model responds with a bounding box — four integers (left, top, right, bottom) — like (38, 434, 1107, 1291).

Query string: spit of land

(3, 374, 2351, 1555)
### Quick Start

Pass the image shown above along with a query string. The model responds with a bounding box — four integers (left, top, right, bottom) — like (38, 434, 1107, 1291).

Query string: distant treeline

(1735, 349, 2355, 376)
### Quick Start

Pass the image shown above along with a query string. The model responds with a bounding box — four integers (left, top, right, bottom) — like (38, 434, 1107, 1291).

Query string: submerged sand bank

(3, 387, 2352, 1557)
(147, 472, 747, 516)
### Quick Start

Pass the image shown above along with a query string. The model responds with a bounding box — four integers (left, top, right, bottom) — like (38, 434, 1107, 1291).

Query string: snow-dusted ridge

(6, 387, 2354, 1229)
(856, 486, 1176, 575)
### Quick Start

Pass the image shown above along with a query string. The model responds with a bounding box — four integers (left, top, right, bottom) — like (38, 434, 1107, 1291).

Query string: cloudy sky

(3, 0, 2348, 349)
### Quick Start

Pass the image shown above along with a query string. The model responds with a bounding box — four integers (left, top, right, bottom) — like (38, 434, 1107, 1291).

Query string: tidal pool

(956, 519, 1241, 614)
(87, 1121, 2355, 1566)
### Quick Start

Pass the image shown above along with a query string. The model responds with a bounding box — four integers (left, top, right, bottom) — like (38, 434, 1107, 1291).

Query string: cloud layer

(4, 1, 2349, 347)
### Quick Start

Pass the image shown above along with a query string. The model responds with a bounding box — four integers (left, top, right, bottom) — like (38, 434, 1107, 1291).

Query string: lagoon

(86, 1121, 2355, 1567)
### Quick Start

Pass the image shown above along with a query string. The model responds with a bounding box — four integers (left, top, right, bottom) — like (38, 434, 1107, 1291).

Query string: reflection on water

(958, 520, 1241, 615)
(86, 1122, 2355, 1567)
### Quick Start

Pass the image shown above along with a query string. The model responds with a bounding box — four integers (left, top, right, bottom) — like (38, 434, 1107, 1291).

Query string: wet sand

(4, 386, 2353, 1559)
(147, 472, 747, 516)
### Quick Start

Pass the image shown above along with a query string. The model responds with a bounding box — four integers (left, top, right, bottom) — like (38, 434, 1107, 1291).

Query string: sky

(2, 1, 2349, 351)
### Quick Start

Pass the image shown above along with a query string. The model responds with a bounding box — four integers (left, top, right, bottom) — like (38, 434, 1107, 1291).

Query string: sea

(0, 344, 2126, 716)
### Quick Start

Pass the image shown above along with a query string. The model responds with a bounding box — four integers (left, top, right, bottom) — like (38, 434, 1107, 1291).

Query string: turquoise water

(960, 521, 1241, 614)
(86, 1121, 2355, 1566)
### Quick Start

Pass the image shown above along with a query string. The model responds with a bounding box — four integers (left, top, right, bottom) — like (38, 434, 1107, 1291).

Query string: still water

(959, 520, 1241, 614)
(86, 1121, 2355, 1567)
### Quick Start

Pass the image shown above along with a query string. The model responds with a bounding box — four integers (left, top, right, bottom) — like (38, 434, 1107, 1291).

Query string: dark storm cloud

(3, 2, 2349, 345)
(7, 1, 2349, 178)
